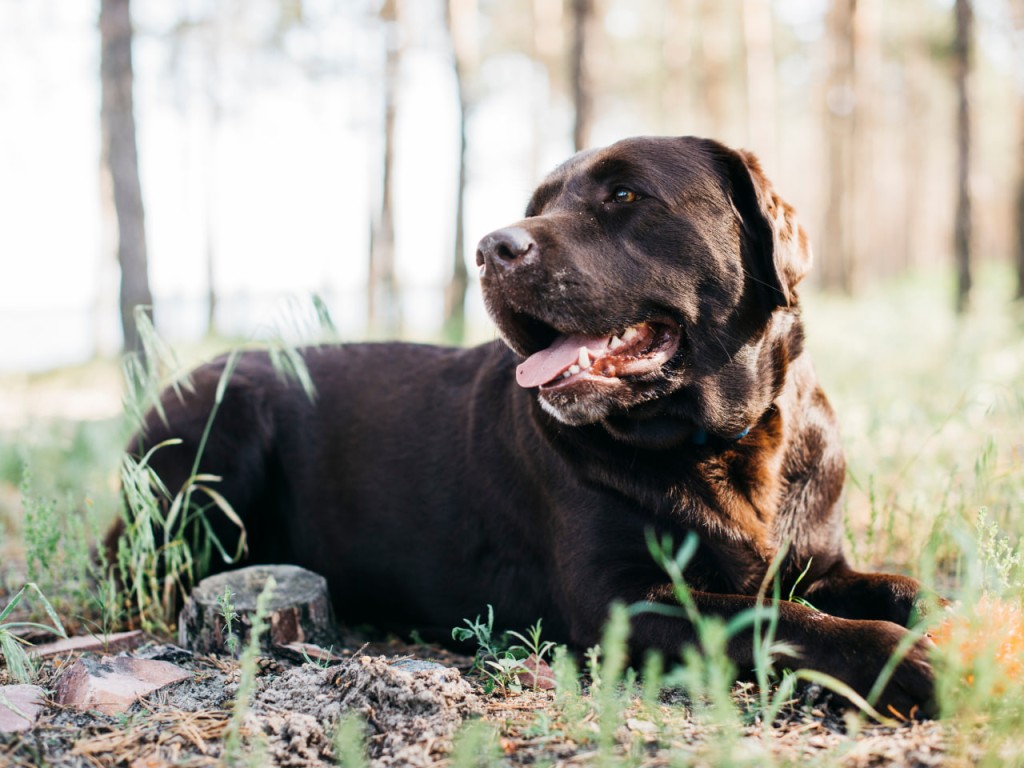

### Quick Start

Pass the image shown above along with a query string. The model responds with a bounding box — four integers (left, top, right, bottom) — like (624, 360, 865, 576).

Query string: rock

(390, 659, 448, 675)
(54, 656, 190, 715)
(178, 564, 339, 656)
(132, 643, 194, 664)
(515, 654, 556, 690)
(29, 630, 146, 659)
(626, 717, 658, 734)
(0, 684, 45, 733)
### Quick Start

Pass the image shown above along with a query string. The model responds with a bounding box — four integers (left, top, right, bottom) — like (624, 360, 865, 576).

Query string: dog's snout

(476, 227, 536, 272)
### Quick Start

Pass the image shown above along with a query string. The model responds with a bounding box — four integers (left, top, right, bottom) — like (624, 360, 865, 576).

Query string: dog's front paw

(811, 618, 937, 719)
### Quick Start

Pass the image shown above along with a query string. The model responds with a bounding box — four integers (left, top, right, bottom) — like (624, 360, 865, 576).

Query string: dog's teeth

(610, 335, 623, 350)
(578, 347, 591, 368)
(569, 364, 581, 375)
(562, 371, 572, 379)
(622, 326, 639, 343)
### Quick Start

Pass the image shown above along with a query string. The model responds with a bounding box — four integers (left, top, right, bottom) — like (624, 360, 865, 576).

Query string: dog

(120, 136, 936, 716)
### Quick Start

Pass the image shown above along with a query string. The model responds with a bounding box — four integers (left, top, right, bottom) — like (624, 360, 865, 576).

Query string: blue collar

(691, 426, 751, 446)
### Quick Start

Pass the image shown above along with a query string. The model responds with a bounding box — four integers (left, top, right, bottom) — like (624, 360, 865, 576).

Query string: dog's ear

(716, 146, 812, 308)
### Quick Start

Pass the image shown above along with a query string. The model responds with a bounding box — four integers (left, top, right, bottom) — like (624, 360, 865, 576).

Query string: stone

(0, 684, 45, 733)
(54, 656, 190, 715)
(515, 653, 556, 690)
(178, 564, 339, 656)
(391, 659, 448, 675)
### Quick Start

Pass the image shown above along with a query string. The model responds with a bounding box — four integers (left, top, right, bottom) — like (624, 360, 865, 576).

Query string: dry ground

(0, 632, 974, 768)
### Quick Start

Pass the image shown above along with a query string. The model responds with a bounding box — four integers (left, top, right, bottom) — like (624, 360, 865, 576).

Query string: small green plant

(19, 464, 61, 588)
(506, 619, 556, 691)
(452, 605, 521, 693)
(217, 586, 241, 658)
(452, 606, 557, 695)
(975, 507, 1023, 594)
(333, 711, 370, 768)
(507, 619, 556, 665)
(222, 576, 276, 766)
(300, 645, 336, 669)
(749, 544, 804, 729)
(592, 602, 631, 766)
(0, 583, 67, 684)
(80, 573, 126, 652)
(447, 719, 502, 768)
(550, 644, 589, 736)
(18, 462, 99, 621)
(452, 604, 502, 662)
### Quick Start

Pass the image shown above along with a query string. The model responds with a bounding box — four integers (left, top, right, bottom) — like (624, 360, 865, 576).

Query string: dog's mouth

(514, 319, 680, 390)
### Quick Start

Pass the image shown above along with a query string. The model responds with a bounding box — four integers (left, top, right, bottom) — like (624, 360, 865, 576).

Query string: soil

(0, 633, 965, 768)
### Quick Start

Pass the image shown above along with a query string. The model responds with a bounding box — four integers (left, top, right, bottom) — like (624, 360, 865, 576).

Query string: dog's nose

(476, 227, 536, 272)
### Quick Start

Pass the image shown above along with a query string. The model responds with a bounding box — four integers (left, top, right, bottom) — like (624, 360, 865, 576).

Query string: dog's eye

(612, 187, 639, 204)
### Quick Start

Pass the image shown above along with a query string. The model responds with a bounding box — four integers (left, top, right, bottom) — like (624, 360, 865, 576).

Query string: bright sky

(0, 1, 581, 371)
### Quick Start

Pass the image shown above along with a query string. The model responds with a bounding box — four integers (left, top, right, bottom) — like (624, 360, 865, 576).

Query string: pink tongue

(516, 333, 610, 389)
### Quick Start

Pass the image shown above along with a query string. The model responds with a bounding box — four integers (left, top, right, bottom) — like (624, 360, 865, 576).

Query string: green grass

(804, 265, 1024, 576)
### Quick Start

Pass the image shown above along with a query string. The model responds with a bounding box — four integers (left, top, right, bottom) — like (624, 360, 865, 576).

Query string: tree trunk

(954, 0, 972, 314)
(1011, 1, 1024, 300)
(658, 0, 695, 135)
(368, 0, 402, 337)
(570, 0, 594, 152)
(100, 0, 152, 355)
(821, 0, 857, 294)
(204, 17, 224, 337)
(741, 0, 777, 167)
(205, 212, 217, 335)
(698, 0, 732, 140)
(1017, 148, 1024, 301)
(897, 0, 928, 274)
(444, 0, 477, 344)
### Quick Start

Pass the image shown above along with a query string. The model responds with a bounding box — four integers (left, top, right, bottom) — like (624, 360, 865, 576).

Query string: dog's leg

(797, 563, 947, 627)
(571, 585, 936, 717)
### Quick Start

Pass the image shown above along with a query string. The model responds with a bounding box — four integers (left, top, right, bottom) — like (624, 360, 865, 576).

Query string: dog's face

(477, 136, 812, 445)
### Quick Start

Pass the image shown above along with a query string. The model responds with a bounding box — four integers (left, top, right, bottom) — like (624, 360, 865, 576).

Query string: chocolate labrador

(121, 136, 935, 716)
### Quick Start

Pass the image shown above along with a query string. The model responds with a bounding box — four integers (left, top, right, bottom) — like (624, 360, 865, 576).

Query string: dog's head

(476, 136, 812, 447)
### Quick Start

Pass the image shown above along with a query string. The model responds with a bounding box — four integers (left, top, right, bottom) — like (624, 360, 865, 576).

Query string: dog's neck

(600, 411, 750, 451)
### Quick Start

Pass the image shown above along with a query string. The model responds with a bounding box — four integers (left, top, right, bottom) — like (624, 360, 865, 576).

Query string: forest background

(2, 0, 1021, 379)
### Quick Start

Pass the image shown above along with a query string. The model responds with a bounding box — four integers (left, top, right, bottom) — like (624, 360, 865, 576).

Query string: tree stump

(178, 565, 339, 656)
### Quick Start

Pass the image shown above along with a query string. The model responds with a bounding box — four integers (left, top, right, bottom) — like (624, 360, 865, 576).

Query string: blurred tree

(741, 0, 777, 167)
(953, 0, 972, 313)
(100, 0, 153, 354)
(1013, 1, 1024, 301)
(697, 0, 733, 140)
(658, 0, 693, 133)
(822, 0, 857, 295)
(369, 0, 402, 336)
(166, 7, 226, 337)
(894, 0, 930, 274)
(570, 0, 595, 151)
(444, 0, 478, 344)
